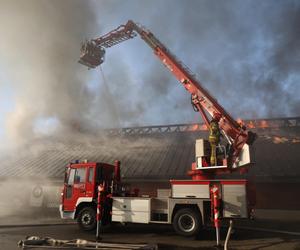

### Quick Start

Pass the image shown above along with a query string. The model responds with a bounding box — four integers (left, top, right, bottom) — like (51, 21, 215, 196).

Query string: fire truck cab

(60, 161, 119, 230)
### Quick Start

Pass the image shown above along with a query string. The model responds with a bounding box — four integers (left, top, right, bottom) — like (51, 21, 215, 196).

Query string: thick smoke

(0, 178, 59, 219)
(93, 0, 300, 126)
(0, 0, 299, 149)
(0, 0, 102, 148)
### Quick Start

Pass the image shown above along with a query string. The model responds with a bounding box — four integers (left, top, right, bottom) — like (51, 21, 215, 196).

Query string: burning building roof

(0, 117, 300, 183)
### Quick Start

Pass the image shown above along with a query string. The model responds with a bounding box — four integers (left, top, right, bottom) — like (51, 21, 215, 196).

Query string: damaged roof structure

(0, 117, 300, 182)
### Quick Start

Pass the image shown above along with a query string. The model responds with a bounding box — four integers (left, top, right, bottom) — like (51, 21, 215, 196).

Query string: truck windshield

(75, 168, 86, 183)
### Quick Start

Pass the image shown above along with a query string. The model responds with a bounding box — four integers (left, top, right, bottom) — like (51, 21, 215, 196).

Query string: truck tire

(77, 207, 96, 231)
(173, 208, 202, 237)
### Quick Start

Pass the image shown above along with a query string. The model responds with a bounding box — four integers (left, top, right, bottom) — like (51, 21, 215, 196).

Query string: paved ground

(1, 219, 300, 250)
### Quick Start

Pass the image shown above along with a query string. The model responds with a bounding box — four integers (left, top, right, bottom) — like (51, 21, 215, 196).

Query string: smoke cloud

(0, 0, 299, 149)
(0, 0, 101, 148)
(0, 178, 61, 221)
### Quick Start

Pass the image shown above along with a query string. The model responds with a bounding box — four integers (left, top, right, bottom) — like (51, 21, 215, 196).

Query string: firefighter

(209, 114, 221, 166)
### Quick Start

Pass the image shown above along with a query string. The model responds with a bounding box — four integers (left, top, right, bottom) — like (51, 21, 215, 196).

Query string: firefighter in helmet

(209, 113, 222, 166)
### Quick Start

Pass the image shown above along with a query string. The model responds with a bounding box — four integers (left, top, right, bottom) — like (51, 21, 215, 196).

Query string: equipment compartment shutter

(172, 184, 209, 198)
(112, 197, 150, 223)
(222, 184, 247, 218)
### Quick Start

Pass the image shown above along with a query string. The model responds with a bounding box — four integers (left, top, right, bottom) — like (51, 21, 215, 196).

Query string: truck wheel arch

(172, 206, 202, 237)
(75, 202, 96, 219)
(171, 204, 203, 222)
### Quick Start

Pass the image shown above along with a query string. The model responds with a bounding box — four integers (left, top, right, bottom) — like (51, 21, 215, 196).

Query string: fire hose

(18, 236, 157, 249)
(224, 220, 233, 250)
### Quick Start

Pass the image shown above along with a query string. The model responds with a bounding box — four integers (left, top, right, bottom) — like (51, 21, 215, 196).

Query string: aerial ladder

(78, 20, 256, 179)
(73, 21, 258, 245)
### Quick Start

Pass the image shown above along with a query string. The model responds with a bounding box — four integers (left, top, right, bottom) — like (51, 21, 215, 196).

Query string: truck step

(149, 220, 169, 224)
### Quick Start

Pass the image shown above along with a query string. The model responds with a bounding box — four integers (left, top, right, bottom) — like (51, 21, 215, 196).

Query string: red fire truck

(60, 20, 256, 241)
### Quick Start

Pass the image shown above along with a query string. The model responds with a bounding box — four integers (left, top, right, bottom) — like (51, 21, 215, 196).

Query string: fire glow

(188, 119, 280, 132)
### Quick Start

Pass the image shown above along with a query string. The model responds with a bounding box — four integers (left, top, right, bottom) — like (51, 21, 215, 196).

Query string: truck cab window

(88, 168, 94, 183)
(67, 168, 75, 185)
(75, 168, 86, 183)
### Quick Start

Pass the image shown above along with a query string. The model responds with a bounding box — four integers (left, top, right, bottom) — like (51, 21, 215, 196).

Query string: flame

(187, 118, 291, 132)
(262, 135, 300, 144)
(237, 118, 244, 126)
(273, 136, 288, 144)
(189, 124, 199, 131)
(200, 124, 208, 130)
(292, 138, 300, 143)
(259, 120, 269, 128)
(247, 121, 255, 129)
(188, 124, 208, 131)
(245, 119, 270, 129)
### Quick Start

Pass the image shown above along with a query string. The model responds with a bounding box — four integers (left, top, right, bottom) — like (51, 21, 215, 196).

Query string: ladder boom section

(93, 22, 137, 48)
(79, 20, 256, 167)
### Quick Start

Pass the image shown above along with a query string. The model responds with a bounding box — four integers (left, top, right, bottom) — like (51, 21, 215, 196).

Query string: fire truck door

(64, 167, 87, 211)
(85, 167, 95, 197)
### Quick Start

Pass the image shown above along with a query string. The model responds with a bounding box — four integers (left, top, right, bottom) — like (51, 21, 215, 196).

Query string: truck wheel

(173, 208, 201, 237)
(77, 207, 96, 231)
